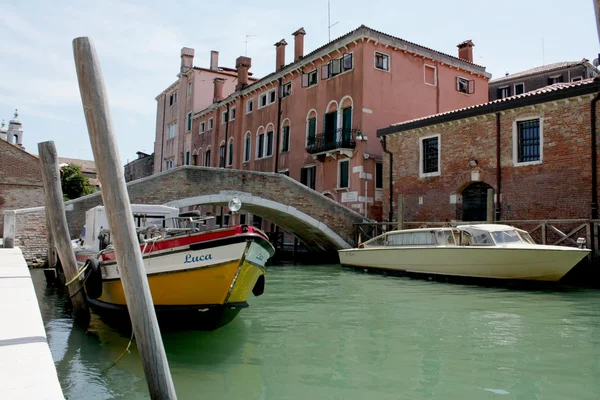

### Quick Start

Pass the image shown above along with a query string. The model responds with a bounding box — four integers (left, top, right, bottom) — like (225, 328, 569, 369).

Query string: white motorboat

(338, 224, 590, 282)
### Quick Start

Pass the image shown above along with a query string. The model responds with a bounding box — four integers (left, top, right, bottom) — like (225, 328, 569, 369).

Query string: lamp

(469, 159, 478, 167)
(355, 130, 363, 141)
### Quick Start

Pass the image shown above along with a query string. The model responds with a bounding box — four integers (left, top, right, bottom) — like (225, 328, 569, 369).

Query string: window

(185, 151, 190, 165)
(169, 91, 177, 106)
(514, 83, 525, 95)
(300, 166, 316, 189)
(419, 134, 440, 177)
(230, 107, 236, 121)
(266, 130, 274, 157)
(498, 86, 511, 99)
(281, 125, 290, 152)
(548, 75, 563, 85)
(259, 89, 276, 108)
(514, 118, 542, 165)
(244, 133, 251, 162)
(375, 162, 383, 189)
(338, 159, 350, 188)
(257, 132, 265, 158)
(187, 81, 192, 96)
(167, 122, 177, 139)
(456, 77, 474, 94)
(208, 118, 213, 130)
(200, 121, 205, 134)
(165, 159, 174, 170)
(219, 144, 225, 167)
(279, 169, 289, 176)
(280, 82, 292, 98)
(246, 99, 254, 114)
(306, 116, 317, 146)
(205, 149, 211, 167)
(192, 154, 198, 166)
(321, 53, 353, 79)
(571, 76, 583, 82)
(424, 65, 436, 86)
(228, 140, 234, 166)
(301, 70, 318, 87)
(375, 52, 389, 71)
(186, 112, 192, 131)
(221, 110, 228, 124)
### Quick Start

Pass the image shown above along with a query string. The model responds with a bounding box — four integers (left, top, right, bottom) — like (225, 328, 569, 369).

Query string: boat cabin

(360, 228, 458, 248)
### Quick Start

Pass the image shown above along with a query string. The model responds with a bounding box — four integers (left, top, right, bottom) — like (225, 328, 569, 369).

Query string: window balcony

(306, 128, 359, 157)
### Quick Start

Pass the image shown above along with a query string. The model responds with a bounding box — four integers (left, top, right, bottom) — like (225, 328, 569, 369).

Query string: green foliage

(61, 165, 95, 201)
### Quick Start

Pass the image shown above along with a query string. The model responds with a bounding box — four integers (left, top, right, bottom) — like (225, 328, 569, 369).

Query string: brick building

(124, 151, 154, 182)
(377, 78, 600, 224)
(489, 59, 599, 101)
(158, 25, 490, 221)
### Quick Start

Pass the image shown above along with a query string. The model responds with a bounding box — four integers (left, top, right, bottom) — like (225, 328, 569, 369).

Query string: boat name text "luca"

(184, 253, 213, 264)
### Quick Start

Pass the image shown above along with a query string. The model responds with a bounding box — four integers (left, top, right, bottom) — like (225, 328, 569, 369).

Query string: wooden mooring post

(73, 37, 177, 399)
(38, 141, 90, 326)
(487, 189, 495, 223)
(2, 210, 15, 248)
(397, 194, 404, 230)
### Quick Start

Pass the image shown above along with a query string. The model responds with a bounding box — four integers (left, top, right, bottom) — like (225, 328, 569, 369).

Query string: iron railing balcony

(306, 128, 358, 154)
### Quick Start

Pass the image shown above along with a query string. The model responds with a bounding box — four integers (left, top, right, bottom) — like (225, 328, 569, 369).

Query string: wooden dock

(0, 247, 64, 399)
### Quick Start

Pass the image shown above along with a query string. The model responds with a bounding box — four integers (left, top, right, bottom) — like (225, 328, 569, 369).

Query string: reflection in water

(32, 266, 600, 400)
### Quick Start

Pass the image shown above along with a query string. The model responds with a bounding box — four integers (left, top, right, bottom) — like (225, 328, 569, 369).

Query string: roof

(378, 78, 600, 137)
(58, 157, 96, 174)
(193, 24, 490, 119)
(490, 59, 599, 84)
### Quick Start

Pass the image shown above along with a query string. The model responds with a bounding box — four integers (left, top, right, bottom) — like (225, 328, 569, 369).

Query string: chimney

(235, 56, 252, 91)
(292, 27, 306, 61)
(274, 39, 287, 71)
(457, 40, 474, 63)
(180, 47, 194, 73)
(210, 50, 219, 71)
(213, 78, 225, 103)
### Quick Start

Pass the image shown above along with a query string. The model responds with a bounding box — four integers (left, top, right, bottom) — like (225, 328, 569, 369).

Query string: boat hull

(338, 245, 590, 282)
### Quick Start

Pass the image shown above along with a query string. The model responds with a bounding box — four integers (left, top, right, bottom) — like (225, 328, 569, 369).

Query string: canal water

(32, 265, 600, 400)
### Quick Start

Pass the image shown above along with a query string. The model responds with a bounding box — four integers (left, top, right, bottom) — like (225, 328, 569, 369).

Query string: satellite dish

(228, 196, 242, 213)
(594, 58, 600, 67)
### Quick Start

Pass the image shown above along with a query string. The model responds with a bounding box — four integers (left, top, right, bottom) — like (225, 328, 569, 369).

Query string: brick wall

(0, 140, 44, 235)
(382, 93, 600, 223)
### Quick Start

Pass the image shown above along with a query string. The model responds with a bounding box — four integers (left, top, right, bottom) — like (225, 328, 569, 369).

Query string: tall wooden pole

(72, 37, 177, 399)
(397, 194, 404, 230)
(486, 188, 495, 223)
(38, 141, 90, 325)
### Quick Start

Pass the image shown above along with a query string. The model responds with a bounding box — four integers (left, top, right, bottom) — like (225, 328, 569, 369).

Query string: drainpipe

(275, 77, 283, 172)
(591, 93, 599, 255)
(495, 112, 502, 221)
(381, 136, 394, 222)
(159, 95, 166, 172)
(224, 103, 230, 168)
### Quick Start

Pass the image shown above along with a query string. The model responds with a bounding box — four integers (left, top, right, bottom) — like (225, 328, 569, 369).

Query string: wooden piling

(2, 210, 16, 248)
(487, 188, 495, 223)
(397, 194, 404, 230)
(73, 37, 177, 399)
(38, 141, 90, 325)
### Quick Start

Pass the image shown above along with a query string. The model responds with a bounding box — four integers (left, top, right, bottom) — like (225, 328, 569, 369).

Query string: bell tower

(7, 109, 23, 148)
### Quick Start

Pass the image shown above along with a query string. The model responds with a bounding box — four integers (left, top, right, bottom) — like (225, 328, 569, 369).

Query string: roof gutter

(381, 136, 394, 223)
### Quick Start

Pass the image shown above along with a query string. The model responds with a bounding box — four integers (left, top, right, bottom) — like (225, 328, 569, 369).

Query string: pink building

(158, 25, 491, 221)
(153, 49, 258, 173)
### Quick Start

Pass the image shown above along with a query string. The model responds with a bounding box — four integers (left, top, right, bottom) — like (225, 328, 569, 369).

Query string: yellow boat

(74, 203, 274, 330)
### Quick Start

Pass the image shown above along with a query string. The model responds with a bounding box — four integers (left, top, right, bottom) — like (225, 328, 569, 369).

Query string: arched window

(306, 109, 317, 148)
(192, 149, 198, 166)
(324, 100, 339, 142)
(265, 123, 274, 157)
(219, 140, 226, 168)
(339, 96, 354, 143)
(243, 131, 251, 162)
(281, 118, 291, 153)
(205, 146, 212, 167)
(256, 126, 265, 159)
(227, 138, 234, 166)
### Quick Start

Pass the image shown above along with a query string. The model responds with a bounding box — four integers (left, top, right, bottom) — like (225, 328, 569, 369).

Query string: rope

(102, 330, 135, 375)
(65, 260, 90, 287)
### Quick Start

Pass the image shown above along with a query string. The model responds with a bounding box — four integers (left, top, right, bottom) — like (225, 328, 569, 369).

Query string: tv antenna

(244, 34, 256, 56)
(328, 0, 339, 42)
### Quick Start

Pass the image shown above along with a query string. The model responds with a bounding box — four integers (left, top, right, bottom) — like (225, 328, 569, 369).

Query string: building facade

(153, 49, 258, 173)
(489, 59, 599, 101)
(377, 79, 600, 224)
(161, 25, 491, 220)
(124, 151, 154, 182)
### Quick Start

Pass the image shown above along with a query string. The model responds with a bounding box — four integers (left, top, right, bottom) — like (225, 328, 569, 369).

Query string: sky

(1, 0, 599, 165)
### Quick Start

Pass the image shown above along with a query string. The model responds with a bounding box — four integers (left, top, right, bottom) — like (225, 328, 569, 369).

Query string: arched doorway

(462, 182, 493, 222)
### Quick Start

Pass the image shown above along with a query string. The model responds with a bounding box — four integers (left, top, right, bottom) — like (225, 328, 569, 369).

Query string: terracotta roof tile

(490, 59, 599, 84)
(58, 157, 96, 174)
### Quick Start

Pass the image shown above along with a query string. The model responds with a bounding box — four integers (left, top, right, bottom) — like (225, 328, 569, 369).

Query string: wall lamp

(355, 130, 364, 141)
(469, 159, 478, 167)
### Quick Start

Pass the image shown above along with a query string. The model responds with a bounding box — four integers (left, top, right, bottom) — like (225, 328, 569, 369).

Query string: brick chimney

(213, 78, 225, 103)
(457, 40, 474, 63)
(235, 56, 252, 91)
(292, 28, 306, 61)
(180, 47, 194, 73)
(210, 50, 219, 71)
(274, 39, 287, 71)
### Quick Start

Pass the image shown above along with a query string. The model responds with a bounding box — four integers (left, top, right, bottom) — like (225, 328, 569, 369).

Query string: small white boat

(338, 224, 590, 282)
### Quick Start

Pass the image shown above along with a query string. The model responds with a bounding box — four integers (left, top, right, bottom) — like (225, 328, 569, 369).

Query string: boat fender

(252, 275, 265, 296)
(84, 258, 103, 299)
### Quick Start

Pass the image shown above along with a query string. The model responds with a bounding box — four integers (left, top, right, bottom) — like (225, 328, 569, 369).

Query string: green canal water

(32, 265, 600, 400)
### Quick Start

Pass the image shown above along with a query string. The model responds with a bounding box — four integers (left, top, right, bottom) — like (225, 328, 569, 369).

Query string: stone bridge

(11, 166, 367, 262)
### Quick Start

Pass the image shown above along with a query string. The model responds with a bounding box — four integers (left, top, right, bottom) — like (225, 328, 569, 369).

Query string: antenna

(328, 0, 339, 42)
(244, 34, 256, 56)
